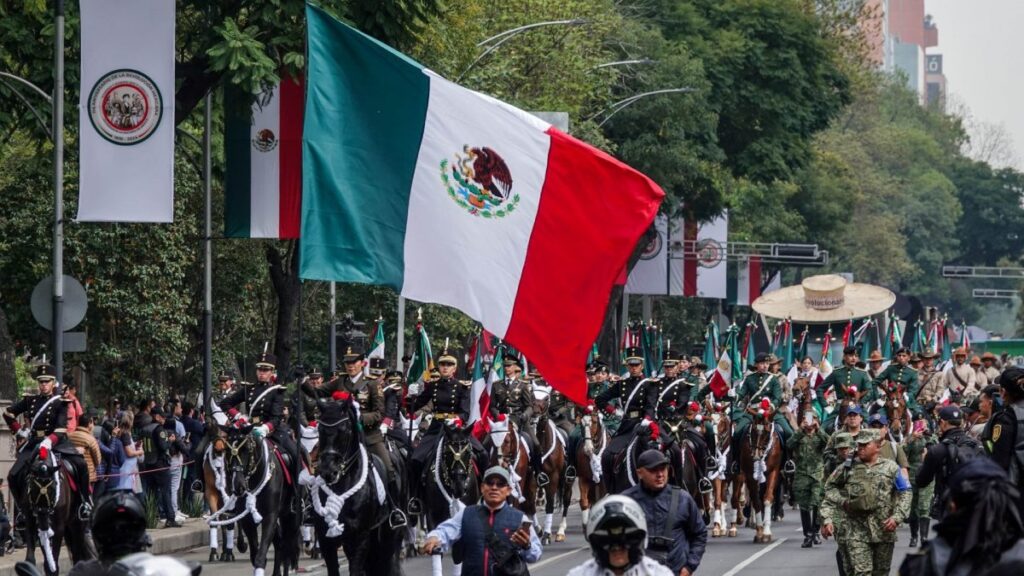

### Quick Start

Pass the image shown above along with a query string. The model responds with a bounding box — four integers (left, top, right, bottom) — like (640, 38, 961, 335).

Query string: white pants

(169, 455, 183, 517)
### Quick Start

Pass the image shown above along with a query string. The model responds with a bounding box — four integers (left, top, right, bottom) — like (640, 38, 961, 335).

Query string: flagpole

(202, 88, 213, 421)
(328, 282, 337, 371)
(396, 296, 406, 365)
(52, 0, 65, 381)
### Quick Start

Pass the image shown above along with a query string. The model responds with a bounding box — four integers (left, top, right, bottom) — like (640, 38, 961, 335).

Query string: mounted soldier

(872, 346, 922, 417)
(595, 346, 659, 493)
(729, 353, 795, 473)
(220, 350, 303, 512)
(488, 355, 547, 485)
(407, 344, 487, 514)
(820, 346, 875, 429)
(4, 363, 93, 520)
(914, 348, 944, 405)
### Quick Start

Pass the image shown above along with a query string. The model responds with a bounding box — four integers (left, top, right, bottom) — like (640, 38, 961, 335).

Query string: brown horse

(705, 403, 738, 537)
(531, 389, 566, 545)
(735, 407, 784, 543)
(573, 413, 608, 531)
(881, 382, 911, 439)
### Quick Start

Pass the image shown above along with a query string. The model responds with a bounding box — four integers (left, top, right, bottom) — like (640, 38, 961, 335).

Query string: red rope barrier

(95, 459, 196, 480)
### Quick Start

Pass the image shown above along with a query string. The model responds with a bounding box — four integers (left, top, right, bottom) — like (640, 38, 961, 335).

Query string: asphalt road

(178, 503, 919, 575)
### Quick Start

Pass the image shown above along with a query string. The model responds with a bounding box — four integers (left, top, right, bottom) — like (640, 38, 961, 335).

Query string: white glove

(876, 398, 885, 407)
(408, 383, 422, 396)
(727, 389, 737, 399)
(40, 437, 52, 451)
(15, 429, 29, 440)
(639, 418, 651, 429)
(810, 390, 818, 400)
(379, 423, 390, 435)
(251, 424, 269, 439)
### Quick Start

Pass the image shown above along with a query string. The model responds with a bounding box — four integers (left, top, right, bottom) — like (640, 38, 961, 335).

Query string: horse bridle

(490, 421, 520, 467)
(442, 433, 473, 489)
(224, 434, 272, 492)
(318, 413, 361, 481)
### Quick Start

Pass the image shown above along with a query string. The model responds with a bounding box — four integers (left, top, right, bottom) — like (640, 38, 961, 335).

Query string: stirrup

(706, 457, 718, 470)
(389, 509, 408, 529)
(699, 477, 713, 494)
(564, 466, 577, 483)
(78, 502, 92, 522)
(784, 459, 797, 475)
(537, 472, 550, 487)
(190, 479, 204, 493)
(408, 497, 423, 516)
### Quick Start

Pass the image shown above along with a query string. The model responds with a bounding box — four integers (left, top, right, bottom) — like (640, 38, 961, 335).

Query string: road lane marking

(721, 537, 788, 576)
(530, 547, 588, 570)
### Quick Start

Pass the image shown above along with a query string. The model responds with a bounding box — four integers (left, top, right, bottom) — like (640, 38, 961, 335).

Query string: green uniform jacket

(734, 372, 782, 415)
(821, 365, 875, 403)
(872, 363, 921, 413)
(793, 428, 830, 480)
(822, 458, 912, 543)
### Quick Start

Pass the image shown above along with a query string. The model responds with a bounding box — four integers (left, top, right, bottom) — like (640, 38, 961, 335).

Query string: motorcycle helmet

(91, 492, 151, 560)
(585, 495, 648, 570)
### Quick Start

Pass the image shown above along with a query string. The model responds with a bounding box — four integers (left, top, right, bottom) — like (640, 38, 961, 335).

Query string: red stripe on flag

(504, 128, 663, 406)
(683, 220, 698, 297)
(748, 256, 761, 301)
(278, 76, 304, 239)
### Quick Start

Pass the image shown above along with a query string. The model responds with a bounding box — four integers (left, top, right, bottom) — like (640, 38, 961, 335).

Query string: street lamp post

(53, 0, 66, 381)
(592, 87, 697, 127)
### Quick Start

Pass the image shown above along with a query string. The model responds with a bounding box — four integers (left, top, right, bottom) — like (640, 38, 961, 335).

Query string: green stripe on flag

(224, 83, 252, 238)
(300, 5, 430, 287)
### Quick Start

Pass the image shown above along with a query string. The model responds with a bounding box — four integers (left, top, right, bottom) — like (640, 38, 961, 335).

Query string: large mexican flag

(300, 6, 663, 404)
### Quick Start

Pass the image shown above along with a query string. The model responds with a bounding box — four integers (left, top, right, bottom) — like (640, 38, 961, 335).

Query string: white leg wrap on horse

(729, 509, 737, 523)
(431, 555, 444, 576)
(763, 504, 773, 533)
(302, 525, 312, 542)
(453, 561, 463, 576)
(254, 568, 265, 576)
(558, 517, 568, 535)
(545, 513, 553, 534)
(210, 527, 219, 550)
(226, 528, 234, 550)
(581, 509, 590, 527)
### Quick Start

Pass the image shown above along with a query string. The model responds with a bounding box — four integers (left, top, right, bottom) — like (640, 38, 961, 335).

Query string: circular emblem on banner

(639, 233, 662, 261)
(88, 69, 163, 146)
(695, 238, 724, 269)
(252, 128, 279, 153)
(440, 146, 520, 218)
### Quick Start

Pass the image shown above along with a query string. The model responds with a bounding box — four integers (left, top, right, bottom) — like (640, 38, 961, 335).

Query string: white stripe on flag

(401, 72, 549, 337)
(77, 0, 175, 222)
(697, 212, 728, 298)
(249, 85, 282, 237)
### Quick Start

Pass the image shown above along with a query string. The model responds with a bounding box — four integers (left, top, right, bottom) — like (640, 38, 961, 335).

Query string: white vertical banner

(78, 0, 175, 222)
(625, 215, 683, 295)
(687, 211, 728, 298)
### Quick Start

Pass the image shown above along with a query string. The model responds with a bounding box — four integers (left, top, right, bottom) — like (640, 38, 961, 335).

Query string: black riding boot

(800, 509, 813, 548)
(76, 465, 93, 521)
(408, 461, 424, 516)
(529, 437, 549, 487)
(909, 512, 919, 547)
(919, 517, 931, 545)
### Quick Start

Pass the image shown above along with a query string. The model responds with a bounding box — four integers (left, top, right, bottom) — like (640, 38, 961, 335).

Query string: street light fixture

(592, 87, 697, 127)
(590, 58, 656, 70)
(457, 18, 591, 82)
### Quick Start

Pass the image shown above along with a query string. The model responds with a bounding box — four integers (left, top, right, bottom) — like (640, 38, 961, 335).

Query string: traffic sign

(30, 275, 88, 331)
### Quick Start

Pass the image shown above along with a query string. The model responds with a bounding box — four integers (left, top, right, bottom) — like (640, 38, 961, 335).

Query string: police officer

(873, 347, 922, 416)
(981, 365, 1024, 510)
(621, 450, 708, 575)
(915, 405, 983, 520)
(821, 347, 874, 428)
(821, 430, 912, 576)
(4, 363, 92, 520)
(145, 406, 179, 528)
(594, 346, 658, 492)
(792, 410, 829, 548)
(408, 345, 485, 514)
(568, 495, 675, 576)
(220, 350, 302, 512)
(729, 352, 795, 472)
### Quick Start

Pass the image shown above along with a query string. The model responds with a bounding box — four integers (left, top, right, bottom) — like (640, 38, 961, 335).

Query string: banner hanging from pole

(78, 0, 176, 222)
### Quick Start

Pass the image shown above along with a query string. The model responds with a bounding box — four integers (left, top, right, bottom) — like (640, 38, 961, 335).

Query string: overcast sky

(926, 0, 1023, 168)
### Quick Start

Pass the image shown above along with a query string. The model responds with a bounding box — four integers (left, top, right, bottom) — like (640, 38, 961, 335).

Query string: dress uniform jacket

(311, 373, 386, 444)
(595, 375, 657, 434)
(821, 364, 873, 403)
(872, 363, 921, 413)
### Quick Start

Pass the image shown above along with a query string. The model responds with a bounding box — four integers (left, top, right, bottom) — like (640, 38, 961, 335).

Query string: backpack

(941, 433, 984, 479)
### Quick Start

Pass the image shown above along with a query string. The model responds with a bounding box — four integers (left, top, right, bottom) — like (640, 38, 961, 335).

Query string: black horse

(309, 398, 404, 576)
(211, 424, 299, 576)
(422, 420, 480, 532)
(11, 450, 94, 576)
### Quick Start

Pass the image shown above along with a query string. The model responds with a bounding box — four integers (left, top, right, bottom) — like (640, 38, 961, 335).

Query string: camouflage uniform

(792, 427, 830, 508)
(905, 430, 936, 545)
(821, 432, 912, 576)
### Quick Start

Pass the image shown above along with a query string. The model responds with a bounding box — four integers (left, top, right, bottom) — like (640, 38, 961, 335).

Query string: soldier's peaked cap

(624, 347, 643, 363)
(342, 346, 365, 362)
(368, 357, 387, 372)
(255, 351, 277, 368)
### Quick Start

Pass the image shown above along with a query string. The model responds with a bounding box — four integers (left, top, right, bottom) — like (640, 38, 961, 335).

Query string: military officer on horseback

(220, 351, 303, 511)
(871, 347, 922, 416)
(300, 366, 326, 425)
(594, 346, 659, 492)
(408, 345, 486, 515)
(820, 346, 875, 429)
(488, 355, 548, 484)
(729, 352, 795, 473)
(4, 364, 93, 520)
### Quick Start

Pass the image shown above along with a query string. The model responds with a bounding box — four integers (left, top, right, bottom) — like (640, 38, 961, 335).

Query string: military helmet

(368, 357, 387, 376)
(34, 363, 57, 382)
(255, 351, 277, 369)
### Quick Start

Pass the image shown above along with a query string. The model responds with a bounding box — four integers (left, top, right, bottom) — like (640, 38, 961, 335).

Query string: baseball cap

(868, 412, 889, 427)
(482, 466, 511, 485)
(938, 405, 962, 422)
(845, 405, 863, 416)
(637, 449, 670, 469)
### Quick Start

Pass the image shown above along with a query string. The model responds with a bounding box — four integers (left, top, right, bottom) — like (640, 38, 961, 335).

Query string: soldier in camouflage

(821, 430, 912, 576)
(824, 432, 856, 576)
(792, 411, 830, 548)
(904, 417, 936, 548)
